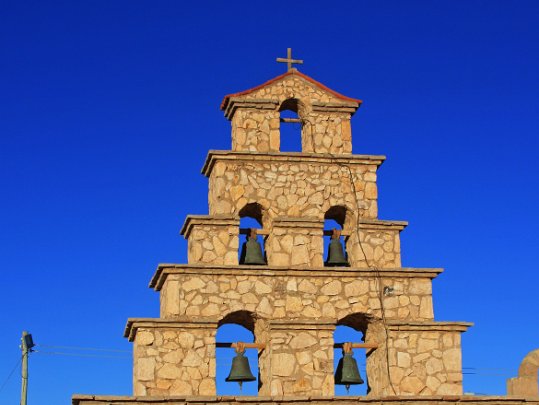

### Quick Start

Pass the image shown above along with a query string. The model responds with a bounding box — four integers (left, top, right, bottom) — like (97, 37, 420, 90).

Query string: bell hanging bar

(216, 342, 266, 349)
(239, 228, 269, 236)
(334, 342, 378, 349)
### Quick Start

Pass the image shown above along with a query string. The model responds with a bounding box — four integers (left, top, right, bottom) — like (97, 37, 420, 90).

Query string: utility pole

(20, 331, 34, 405)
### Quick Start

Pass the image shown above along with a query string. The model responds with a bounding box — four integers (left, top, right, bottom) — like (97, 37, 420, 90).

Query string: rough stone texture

(205, 153, 383, 222)
(507, 349, 539, 398)
(180, 216, 240, 266)
(231, 109, 280, 153)
(265, 218, 324, 267)
(131, 321, 217, 396)
(385, 325, 467, 396)
(73, 395, 539, 405)
(269, 322, 335, 396)
(81, 70, 480, 401)
(223, 73, 359, 155)
(156, 267, 437, 322)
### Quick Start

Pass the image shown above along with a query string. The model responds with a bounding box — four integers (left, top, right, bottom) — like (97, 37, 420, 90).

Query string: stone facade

(127, 70, 472, 397)
(222, 71, 358, 154)
(128, 320, 217, 396)
(73, 395, 539, 405)
(153, 266, 438, 322)
(73, 69, 490, 404)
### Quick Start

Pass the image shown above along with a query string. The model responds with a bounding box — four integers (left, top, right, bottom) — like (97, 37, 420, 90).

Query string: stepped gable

(72, 60, 538, 405)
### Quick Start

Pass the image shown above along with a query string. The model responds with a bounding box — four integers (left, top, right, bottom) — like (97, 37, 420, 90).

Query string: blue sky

(1, 1, 538, 403)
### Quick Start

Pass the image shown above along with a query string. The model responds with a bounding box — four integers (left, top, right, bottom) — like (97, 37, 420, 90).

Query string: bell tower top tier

(221, 69, 362, 154)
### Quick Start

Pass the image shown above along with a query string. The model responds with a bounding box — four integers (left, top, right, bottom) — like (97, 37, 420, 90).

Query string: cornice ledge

(180, 214, 240, 238)
(124, 317, 219, 341)
(150, 264, 444, 291)
(202, 150, 386, 177)
(224, 98, 279, 120)
(72, 394, 539, 404)
(386, 320, 474, 332)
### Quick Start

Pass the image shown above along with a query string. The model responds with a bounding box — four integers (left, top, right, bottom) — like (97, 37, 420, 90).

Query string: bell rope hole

(324, 206, 350, 267)
(239, 203, 267, 265)
(216, 312, 259, 396)
(334, 325, 368, 396)
(279, 98, 303, 152)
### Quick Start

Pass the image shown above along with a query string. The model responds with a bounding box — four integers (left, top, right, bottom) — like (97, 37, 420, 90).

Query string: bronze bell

(325, 229, 349, 266)
(335, 344, 364, 392)
(240, 229, 266, 265)
(225, 347, 256, 390)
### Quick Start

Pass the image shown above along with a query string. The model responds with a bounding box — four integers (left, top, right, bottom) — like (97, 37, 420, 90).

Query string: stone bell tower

(123, 52, 471, 398)
(79, 51, 537, 405)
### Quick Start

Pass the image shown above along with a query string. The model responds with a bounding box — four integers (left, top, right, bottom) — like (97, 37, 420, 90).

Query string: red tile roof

(220, 70, 362, 110)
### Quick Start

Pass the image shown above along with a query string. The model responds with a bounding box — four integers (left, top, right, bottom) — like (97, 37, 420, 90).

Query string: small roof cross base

(276, 48, 304, 72)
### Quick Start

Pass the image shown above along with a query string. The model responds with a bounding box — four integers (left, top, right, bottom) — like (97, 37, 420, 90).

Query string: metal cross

(276, 48, 304, 72)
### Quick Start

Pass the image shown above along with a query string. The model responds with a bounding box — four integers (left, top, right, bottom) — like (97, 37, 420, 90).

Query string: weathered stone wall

(224, 74, 358, 155)
(302, 111, 353, 154)
(73, 395, 539, 405)
(181, 214, 404, 269)
(269, 322, 335, 397)
(231, 109, 280, 152)
(265, 218, 324, 267)
(205, 154, 382, 222)
(131, 322, 217, 397)
(387, 325, 465, 396)
(156, 267, 437, 323)
(346, 222, 404, 269)
(181, 216, 239, 266)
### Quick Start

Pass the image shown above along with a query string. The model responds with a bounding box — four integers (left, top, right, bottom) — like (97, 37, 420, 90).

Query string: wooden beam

(334, 343, 378, 349)
(239, 228, 269, 236)
(323, 230, 350, 237)
(280, 118, 302, 124)
(216, 342, 266, 349)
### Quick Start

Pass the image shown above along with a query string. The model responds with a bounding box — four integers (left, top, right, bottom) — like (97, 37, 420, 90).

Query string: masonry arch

(216, 311, 259, 395)
(279, 98, 306, 152)
(334, 314, 370, 395)
(238, 203, 267, 265)
(335, 313, 388, 396)
(324, 205, 352, 267)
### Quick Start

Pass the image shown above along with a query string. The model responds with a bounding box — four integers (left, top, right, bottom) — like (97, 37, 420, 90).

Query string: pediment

(221, 70, 361, 119)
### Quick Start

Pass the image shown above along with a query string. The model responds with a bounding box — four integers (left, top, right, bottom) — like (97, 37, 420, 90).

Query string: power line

(36, 344, 130, 353)
(34, 351, 130, 360)
(0, 357, 22, 394)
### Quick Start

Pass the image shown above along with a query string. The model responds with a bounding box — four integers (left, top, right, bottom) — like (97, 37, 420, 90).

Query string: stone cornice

(149, 264, 444, 291)
(180, 215, 240, 239)
(223, 98, 279, 120)
(124, 317, 219, 342)
(201, 151, 386, 177)
(386, 321, 473, 333)
(72, 394, 539, 404)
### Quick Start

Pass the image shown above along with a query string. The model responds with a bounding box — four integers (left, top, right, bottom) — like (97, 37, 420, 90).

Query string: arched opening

(216, 311, 259, 396)
(279, 98, 303, 152)
(334, 314, 370, 396)
(239, 203, 267, 265)
(324, 206, 349, 267)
